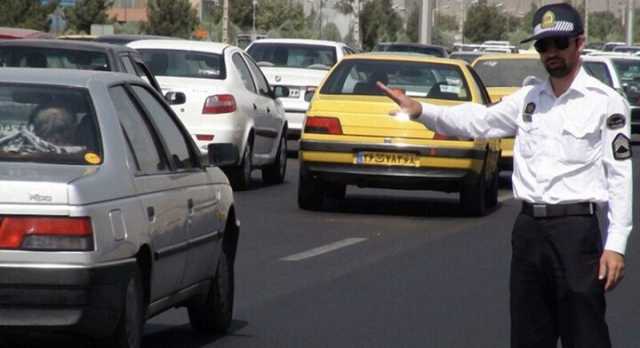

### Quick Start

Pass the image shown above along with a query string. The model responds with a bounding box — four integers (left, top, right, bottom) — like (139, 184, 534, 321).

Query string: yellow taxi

(471, 53, 547, 170)
(299, 53, 500, 216)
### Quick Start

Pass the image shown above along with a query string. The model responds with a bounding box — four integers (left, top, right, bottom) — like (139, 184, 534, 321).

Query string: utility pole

(420, 0, 432, 44)
(584, 0, 589, 41)
(319, 0, 324, 39)
(223, 0, 229, 43)
(354, 0, 360, 49)
(627, 0, 634, 46)
(252, 0, 257, 41)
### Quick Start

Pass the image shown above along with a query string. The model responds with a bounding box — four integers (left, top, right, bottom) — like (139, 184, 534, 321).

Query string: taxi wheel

(262, 133, 287, 185)
(298, 165, 324, 210)
(325, 183, 346, 200)
(229, 142, 253, 191)
(460, 175, 487, 216)
(97, 266, 144, 348)
(485, 169, 499, 208)
(188, 247, 234, 333)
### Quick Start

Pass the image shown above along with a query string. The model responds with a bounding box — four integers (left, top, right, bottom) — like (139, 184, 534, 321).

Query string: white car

(128, 39, 288, 190)
(582, 55, 640, 139)
(245, 39, 356, 138)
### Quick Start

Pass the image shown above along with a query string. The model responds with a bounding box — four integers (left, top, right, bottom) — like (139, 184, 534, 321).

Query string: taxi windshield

(473, 59, 548, 87)
(612, 58, 640, 107)
(320, 59, 471, 101)
(0, 84, 101, 165)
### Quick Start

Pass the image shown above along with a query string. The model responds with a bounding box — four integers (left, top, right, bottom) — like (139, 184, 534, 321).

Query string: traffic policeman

(378, 3, 632, 348)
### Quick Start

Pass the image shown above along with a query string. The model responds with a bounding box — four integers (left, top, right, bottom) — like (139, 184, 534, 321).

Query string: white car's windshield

(247, 43, 336, 70)
(473, 59, 548, 88)
(612, 59, 640, 107)
(139, 49, 224, 79)
(0, 84, 101, 164)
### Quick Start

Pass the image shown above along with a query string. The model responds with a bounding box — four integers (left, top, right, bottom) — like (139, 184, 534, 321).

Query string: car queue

(1, 32, 639, 347)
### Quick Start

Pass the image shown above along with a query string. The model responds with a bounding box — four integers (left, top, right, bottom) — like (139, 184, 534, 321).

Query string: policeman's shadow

(142, 319, 250, 348)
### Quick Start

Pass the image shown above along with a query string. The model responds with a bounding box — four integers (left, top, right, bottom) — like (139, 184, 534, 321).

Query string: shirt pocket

(560, 118, 601, 164)
(516, 116, 538, 158)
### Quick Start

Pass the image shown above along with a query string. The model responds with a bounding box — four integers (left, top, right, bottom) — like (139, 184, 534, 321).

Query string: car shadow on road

(321, 194, 501, 218)
(142, 319, 249, 348)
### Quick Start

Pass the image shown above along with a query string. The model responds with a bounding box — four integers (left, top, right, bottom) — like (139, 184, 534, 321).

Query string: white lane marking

(498, 192, 514, 203)
(281, 238, 367, 261)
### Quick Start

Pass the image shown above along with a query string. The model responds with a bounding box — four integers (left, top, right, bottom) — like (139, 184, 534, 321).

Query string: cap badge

(541, 11, 556, 29)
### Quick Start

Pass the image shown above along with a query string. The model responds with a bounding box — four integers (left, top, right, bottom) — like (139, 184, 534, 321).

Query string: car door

(108, 84, 187, 300)
(128, 84, 222, 288)
(243, 53, 284, 159)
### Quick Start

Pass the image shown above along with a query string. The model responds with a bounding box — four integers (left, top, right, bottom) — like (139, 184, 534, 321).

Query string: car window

(0, 46, 110, 71)
(130, 85, 196, 170)
(583, 62, 613, 88)
(320, 59, 472, 101)
(109, 85, 167, 174)
(473, 59, 548, 88)
(232, 52, 256, 93)
(468, 67, 491, 105)
(138, 49, 225, 80)
(374, 44, 446, 57)
(612, 58, 640, 107)
(244, 54, 271, 96)
(120, 54, 137, 74)
(247, 43, 336, 70)
(0, 83, 101, 165)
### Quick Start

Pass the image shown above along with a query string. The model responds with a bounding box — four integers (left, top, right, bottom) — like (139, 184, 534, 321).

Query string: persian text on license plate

(289, 88, 300, 98)
(354, 152, 419, 167)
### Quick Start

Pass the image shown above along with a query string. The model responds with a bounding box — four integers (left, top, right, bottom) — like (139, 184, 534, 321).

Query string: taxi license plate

(354, 152, 419, 167)
(289, 88, 300, 98)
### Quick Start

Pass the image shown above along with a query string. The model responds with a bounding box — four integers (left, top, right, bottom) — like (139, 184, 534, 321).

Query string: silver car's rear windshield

(320, 59, 472, 101)
(247, 43, 337, 70)
(0, 84, 101, 165)
(473, 59, 548, 88)
(0, 46, 110, 71)
(138, 49, 225, 79)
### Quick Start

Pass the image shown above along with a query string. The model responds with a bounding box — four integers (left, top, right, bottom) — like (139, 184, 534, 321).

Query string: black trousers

(510, 213, 611, 348)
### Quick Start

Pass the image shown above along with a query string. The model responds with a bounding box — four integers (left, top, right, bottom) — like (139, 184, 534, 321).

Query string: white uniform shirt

(417, 67, 633, 255)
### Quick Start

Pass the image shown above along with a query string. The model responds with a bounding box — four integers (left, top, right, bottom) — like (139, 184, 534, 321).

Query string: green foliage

(436, 13, 458, 32)
(65, 0, 113, 34)
(256, 0, 304, 33)
(322, 22, 342, 42)
(114, 21, 143, 34)
(145, 0, 198, 38)
(360, 0, 401, 50)
(405, 2, 419, 42)
(463, 2, 508, 43)
(590, 11, 623, 43)
(0, 0, 58, 31)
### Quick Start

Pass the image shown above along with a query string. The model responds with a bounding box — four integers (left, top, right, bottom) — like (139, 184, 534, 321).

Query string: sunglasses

(534, 37, 573, 53)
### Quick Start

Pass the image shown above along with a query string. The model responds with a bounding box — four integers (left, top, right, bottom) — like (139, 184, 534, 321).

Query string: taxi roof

(342, 52, 466, 67)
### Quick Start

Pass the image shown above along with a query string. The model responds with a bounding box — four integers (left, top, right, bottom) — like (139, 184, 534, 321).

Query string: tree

(146, 0, 198, 38)
(360, 0, 401, 50)
(405, 2, 419, 42)
(256, 0, 304, 34)
(463, 1, 508, 43)
(65, 0, 113, 34)
(322, 22, 342, 42)
(0, 0, 58, 31)
(436, 13, 458, 32)
(590, 11, 623, 43)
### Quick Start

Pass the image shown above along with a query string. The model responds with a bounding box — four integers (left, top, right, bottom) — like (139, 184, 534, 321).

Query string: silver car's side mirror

(165, 91, 186, 105)
(207, 143, 238, 167)
(272, 85, 290, 99)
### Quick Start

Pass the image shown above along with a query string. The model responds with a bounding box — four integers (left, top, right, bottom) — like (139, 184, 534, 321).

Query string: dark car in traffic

(0, 39, 162, 93)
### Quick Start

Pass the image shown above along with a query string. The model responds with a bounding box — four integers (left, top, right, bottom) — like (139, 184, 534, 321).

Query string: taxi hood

(260, 67, 328, 87)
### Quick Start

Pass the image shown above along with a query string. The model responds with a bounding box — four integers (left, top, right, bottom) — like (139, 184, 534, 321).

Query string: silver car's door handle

(147, 206, 155, 221)
(188, 199, 194, 215)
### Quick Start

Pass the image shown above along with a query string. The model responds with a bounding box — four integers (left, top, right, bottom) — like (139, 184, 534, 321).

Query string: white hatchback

(245, 39, 356, 138)
(128, 40, 288, 190)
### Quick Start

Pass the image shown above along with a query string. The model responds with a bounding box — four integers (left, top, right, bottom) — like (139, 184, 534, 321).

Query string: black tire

(262, 133, 287, 185)
(460, 174, 487, 216)
(188, 248, 234, 333)
(485, 168, 499, 208)
(228, 141, 252, 191)
(325, 183, 346, 200)
(97, 266, 144, 348)
(297, 164, 324, 210)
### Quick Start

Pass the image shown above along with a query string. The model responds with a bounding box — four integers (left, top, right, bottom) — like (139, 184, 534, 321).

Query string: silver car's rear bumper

(0, 258, 136, 337)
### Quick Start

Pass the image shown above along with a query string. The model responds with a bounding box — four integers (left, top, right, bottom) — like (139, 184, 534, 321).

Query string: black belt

(521, 201, 595, 218)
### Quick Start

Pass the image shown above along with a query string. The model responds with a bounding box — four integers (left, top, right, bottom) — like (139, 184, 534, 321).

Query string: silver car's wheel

(97, 266, 144, 348)
(188, 247, 234, 333)
(262, 133, 287, 185)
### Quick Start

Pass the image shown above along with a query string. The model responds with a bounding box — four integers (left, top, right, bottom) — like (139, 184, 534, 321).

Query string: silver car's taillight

(0, 216, 94, 251)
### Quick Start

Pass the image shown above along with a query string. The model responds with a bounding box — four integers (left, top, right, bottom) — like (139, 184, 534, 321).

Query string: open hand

(599, 250, 625, 291)
(376, 82, 422, 119)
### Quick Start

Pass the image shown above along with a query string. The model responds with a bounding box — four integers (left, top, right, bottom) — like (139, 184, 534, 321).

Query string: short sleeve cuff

(604, 232, 628, 255)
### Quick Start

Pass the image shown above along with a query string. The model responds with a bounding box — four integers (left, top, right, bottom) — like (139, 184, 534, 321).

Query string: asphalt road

(6, 145, 639, 348)
(140, 146, 640, 348)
